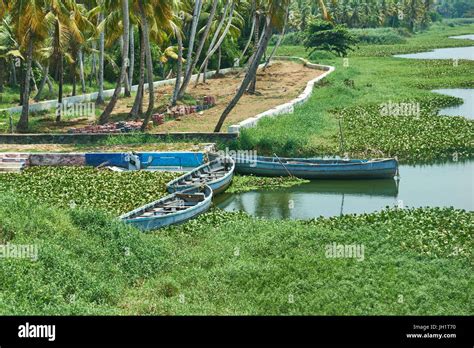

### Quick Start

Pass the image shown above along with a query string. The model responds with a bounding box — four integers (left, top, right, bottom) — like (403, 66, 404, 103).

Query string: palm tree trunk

(216, 44, 222, 74)
(79, 48, 86, 94)
(196, 1, 235, 87)
(90, 41, 97, 87)
(98, 0, 130, 124)
(195, 0, 231, 85)
(138, 0, 154, 132)
(72, 61, 77, 97)
(177, 0, 217, 100)
(239, 5, 256, 62)
(171, 27, 183, 106)
(9, 58, 17, 86)
(248, 11, 260, 94)
(0, 58, 4, 93)
(264, 6, 289, 69)
(96, 12, 105, 105)
(121, 35, 131, 97)
(56, 53, 64, 122)
(17, 38, 34, 132)
(130, 26, 145, 119)
(129, 24, 134, 88)
(34, 62, 49, 102)
(182, 0, 203, 82)
(214, 15, 273, 133)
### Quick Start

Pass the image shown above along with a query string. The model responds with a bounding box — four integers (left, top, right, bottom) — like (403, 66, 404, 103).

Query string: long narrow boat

(120, 185, 213, 231)
(166, 157, 235, 195)
(234, 156, 398, 179)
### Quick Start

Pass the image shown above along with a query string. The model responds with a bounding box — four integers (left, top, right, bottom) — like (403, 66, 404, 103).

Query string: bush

(303, 20, 358, 57)
(349, 28, 407, 45)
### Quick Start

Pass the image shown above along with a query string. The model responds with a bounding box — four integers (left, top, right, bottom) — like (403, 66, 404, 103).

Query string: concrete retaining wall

(227, 57, 335, 133)
(29, 153, 86, 166)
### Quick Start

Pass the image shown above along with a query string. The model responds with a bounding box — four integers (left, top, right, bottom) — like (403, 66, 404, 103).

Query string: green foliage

(337, 98, 474, 162)
(227, 175, 309, 194)
(303, 20, 358, 57)
(307, 207, 473, 259)
(350, 28, 407, 45)
(0, 167, 179, 215)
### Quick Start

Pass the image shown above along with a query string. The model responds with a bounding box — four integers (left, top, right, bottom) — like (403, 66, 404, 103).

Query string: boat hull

(234, 157, 398, 179)
(167, 157, 235, 195)
(120, 186, 212, 231)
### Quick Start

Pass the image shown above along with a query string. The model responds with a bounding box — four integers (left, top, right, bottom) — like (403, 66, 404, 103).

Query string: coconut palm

(214, 0, 290, 132)
(98, 0, 130, 124)
(9, 0, 52, 131)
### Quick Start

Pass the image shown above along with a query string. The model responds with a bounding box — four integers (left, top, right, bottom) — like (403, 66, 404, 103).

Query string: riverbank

(0, 192, 471, 315)
(233, 21, 474, 163)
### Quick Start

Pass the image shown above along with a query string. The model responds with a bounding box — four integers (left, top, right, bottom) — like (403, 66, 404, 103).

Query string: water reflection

(215, 161, 474, 219)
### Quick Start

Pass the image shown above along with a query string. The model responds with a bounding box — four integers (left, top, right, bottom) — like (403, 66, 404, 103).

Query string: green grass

(243, 22, 474, 162)
(0, 193, 471, 315)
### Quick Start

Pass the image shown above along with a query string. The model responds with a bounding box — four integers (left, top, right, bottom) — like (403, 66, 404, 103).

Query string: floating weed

(0, 167, 180, 215)
(227, 175, 309, 194)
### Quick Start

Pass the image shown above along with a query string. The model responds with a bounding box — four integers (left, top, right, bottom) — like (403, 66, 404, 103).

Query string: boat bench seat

(175, 192, 206, 202)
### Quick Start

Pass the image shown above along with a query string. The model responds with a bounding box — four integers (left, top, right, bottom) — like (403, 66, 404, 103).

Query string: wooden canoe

(167, 157, 235, 195)
(234, 156, 399, 179)
(120, 185, 213, 231)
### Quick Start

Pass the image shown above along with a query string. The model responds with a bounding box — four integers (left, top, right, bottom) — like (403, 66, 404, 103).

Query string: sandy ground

(112, 61, 324, 133)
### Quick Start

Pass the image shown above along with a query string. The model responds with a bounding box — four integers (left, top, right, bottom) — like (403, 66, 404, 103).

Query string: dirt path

(113, 61, 324, 133)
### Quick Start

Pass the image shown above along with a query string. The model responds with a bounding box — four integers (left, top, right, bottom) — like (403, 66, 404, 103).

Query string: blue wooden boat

(120, 185, 212, 231)
(167, 157, 235, 195)
(234, 156, 399, 179)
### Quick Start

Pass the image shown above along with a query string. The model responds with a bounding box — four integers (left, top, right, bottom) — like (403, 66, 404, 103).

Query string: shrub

(303, 20, 358, 57)
(349, 28, 407, 45)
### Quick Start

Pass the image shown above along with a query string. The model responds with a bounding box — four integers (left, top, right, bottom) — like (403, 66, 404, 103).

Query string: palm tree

(195, 0, 236, 86)
(96, 9, 105, 105)
(176, 0, 219, 101)
(10, 0, 50, 132)
(98, 0, 130, 124)
(214, 0, 290, 132)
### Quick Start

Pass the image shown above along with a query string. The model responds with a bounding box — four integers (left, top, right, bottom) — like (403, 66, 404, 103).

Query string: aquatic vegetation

(0, 167, 180, 215)
(336, 98, 474, 162)
(307, 207, 473, 259)
(227, 175, 309, 194)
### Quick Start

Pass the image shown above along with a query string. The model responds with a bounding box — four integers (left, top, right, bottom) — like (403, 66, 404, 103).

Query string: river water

(215, 161, 474, 219)
(215, 35, 474, 219)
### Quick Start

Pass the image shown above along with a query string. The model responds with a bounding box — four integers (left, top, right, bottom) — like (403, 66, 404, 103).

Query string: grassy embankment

(0, 167, 472, 315)
(233, 21, 474, 163)
(0, 190, 471, 315)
